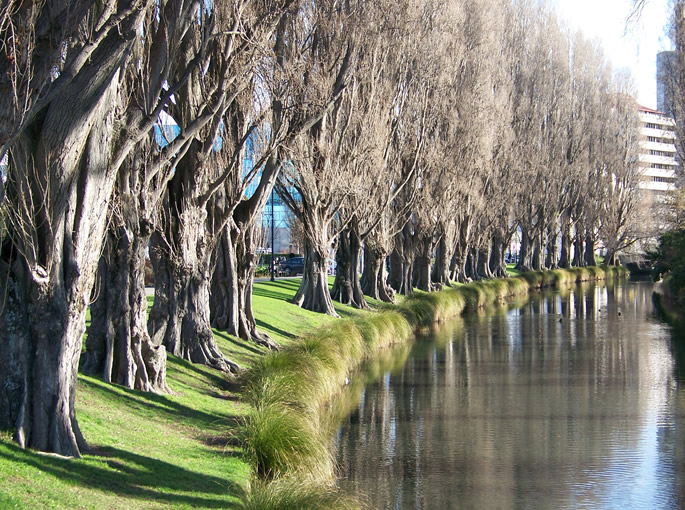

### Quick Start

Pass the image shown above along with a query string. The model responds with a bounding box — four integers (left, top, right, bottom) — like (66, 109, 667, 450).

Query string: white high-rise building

(638, 105, 678, 193)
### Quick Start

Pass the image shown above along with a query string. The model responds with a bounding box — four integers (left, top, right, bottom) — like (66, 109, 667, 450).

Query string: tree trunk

(148, 232, 240, 373)
(234, 223, 279, 349)
(0, 47, 127, 456)
(477, 246, 494, 279)
(545, 232, 559, 270)
(559, 221, 571, 269)
(584, 232, 596, 266)
(465, 248, 480, 281)
(0, 269, 89, 457)
(431, 235, 453, 288)
(604, 249, 619, 266)
(532, 233, 543, 271)
(293, 239, 338, 316)
(450, 245, 469, 283)
(573, 234, 584, 267)
(83, 228, 169, 393)
(388, 249, 405, 294)
(331, 223, 368, 309)
(388, 223, 415, 295)
(360, 244, 395, 302)
(489, 235, 508, 278)
(413, 234, 432, 291)
(210, 225, 240, 334)
(516, 229, 534, 272)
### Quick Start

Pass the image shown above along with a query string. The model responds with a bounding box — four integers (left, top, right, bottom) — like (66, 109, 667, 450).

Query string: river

(335, 280, 685, 509)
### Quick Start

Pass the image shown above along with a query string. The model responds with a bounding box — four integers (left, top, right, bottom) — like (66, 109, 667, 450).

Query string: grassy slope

(0, 278, 377, 509)
(0, 269, 618, 508)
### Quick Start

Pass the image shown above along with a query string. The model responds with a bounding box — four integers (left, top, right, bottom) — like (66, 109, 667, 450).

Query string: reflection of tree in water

(335, 281, 683, 510)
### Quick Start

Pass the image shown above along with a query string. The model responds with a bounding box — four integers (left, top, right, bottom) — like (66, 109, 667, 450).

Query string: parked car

(279, 256, 305, 276)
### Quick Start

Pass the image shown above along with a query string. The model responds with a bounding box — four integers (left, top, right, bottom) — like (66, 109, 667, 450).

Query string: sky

(551, 0, 672, 109)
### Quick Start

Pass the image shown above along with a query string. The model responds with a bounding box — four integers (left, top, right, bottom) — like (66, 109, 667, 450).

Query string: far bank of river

(335, 280, 685, 510)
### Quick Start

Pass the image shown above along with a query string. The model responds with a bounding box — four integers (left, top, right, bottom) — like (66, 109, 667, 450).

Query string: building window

(649, 149, 674, 157)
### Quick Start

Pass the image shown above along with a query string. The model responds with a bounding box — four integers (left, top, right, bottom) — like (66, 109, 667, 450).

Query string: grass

(0, 267, 627, 509)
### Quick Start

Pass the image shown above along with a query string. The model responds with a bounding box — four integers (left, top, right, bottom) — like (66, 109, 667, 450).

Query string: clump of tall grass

(505, 276, 530, 296)
(240, 264, 627, 500)
(399, 293, 439, 328)
(242, 478, 365, 510)
(243, 404, 334, 481)
(356, 311, 413, 352)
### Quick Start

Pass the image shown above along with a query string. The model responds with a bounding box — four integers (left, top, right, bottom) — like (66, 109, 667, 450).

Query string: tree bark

(516, 229, 534, 272)
(83, 227, 169, 393)
(360, 244, 395, 303)
(0, 38, 129, 456)
(431, 235, 453, 287)
(573, 233, 585, 267)
(235, 223, 279, 348)
(559, 220, 572, 269)
(413, 234, 433, 291)
(148, 231, 240, 373)
(489, 234, 508, 278)
(331, 222, 368, 309)
(532, 233, 544, 271)
(584, 231, 596, 266)
(545, 231, 559, 270)
(293, 239, 338, 316)
(210, 226, 240, 334)
(477, 246, 494, 279)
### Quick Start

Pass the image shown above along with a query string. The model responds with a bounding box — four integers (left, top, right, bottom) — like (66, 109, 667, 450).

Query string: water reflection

(335, 282, 685, 509)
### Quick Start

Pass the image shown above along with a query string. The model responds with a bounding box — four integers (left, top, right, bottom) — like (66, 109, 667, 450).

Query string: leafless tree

(0, 0, 154, 457)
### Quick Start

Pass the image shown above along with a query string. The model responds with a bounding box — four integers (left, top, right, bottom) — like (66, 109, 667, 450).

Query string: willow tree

(82, 0, 217, 392)
(0, 1, 153, 457)
(145, 1, 307, 371)
(276, 0, 359, 316)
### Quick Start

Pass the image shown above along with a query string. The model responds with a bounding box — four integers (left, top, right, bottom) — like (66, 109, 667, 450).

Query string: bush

(652, 230, 685, 305)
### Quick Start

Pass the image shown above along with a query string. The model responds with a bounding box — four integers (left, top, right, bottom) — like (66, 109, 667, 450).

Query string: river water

(335, 281, 685, 509)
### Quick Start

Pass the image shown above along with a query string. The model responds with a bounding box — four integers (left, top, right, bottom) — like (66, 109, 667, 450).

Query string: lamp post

(270, 188, 275, 281)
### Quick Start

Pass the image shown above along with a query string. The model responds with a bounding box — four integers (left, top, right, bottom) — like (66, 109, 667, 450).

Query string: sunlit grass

(1, 267, 626, 509)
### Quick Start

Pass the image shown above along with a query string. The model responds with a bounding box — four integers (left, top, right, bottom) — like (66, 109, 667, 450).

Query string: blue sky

(551, 0, 672, 109)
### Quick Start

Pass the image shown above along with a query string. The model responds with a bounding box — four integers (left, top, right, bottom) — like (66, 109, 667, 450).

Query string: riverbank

(653, 278, 685, 329)
(0, 267, 627, 508)
(240, 265, 628, 507)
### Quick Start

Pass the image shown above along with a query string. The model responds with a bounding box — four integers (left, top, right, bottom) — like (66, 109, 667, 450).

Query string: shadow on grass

(166, 356, 231, 391)
(252, 279, 302, 301)
(213, 330, 266, 357)
(0, 442, 244, 509)
(79, 377, 236, 432)
(255, 318, 297, 340)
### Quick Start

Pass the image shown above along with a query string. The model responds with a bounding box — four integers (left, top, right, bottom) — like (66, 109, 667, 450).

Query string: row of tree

(0, 0, 649, 457)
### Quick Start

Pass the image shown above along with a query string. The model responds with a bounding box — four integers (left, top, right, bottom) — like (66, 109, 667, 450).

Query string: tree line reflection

(334, 281, 685, 509)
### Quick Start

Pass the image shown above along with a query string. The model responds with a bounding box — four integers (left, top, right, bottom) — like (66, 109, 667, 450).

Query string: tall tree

(0, 1, 153, 457)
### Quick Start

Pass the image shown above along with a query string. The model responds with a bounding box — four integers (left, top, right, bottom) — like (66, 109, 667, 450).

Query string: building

(638, 105, 678, 194)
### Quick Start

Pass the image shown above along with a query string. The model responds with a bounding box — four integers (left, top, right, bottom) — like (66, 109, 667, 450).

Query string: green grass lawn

(0, 268, 624, 508)
(0, 277, 377, 509)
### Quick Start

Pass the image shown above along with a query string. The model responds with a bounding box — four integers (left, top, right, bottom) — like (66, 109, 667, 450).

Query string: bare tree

(0, 1, 153, 457)
(276, 0, 359, 316)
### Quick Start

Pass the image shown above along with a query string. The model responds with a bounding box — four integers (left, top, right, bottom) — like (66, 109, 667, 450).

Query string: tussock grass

(1, 268, 627, 509)
(243, 404, 334, 481)
(242, 266, 626, 494)
(243, 479, 365, 510)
